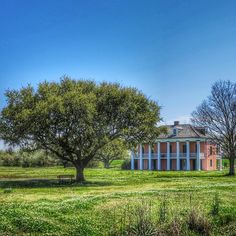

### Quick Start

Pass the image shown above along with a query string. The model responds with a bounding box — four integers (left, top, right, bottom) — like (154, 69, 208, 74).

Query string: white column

(148, 145, 152, 170)
(196, 141, 201, 171)
(186, 141, 190, 170)
(219, 158, 222, 171)
(157, 142, 161, 170)
(176, 141, 180, 170)
(139, 144, 143, 170)
(131, 151, 134, 170)
(167, 142, 170, 170)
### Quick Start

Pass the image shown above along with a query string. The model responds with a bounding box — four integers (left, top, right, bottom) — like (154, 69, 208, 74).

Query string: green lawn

(0, 164, 235, 235)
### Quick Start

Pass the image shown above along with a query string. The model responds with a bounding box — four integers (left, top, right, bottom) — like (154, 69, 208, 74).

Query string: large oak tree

(0, 78, 163, 181)
(192, 80, 236, 175)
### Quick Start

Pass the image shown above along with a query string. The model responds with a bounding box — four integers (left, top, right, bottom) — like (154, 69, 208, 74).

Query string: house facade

(131, 121, 222, 171)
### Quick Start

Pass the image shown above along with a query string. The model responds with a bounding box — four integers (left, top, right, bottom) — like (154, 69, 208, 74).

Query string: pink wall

(143, 160, 148, 170)
(160, 143, 167, 153)
(170, 143, 176, 153)
(179, 142, 186, 152)
(190, 142, 196, 152)
(202, 142, 217, 170)
(161, 159, 167, 170)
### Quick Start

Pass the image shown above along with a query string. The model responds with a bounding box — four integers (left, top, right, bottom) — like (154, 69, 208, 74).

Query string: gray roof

(158, 123, 208, 139)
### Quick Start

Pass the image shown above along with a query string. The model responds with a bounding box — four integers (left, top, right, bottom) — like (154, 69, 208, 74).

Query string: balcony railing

(133, 152, 205, 159)
(142, 154, 149, 158)
(161, 153, 167, 158)
(151, 154, 158, 159)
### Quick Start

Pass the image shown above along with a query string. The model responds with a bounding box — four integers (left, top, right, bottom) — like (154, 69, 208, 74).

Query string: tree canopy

(192, 80, 236, 175)
(0, 77, 163, 181)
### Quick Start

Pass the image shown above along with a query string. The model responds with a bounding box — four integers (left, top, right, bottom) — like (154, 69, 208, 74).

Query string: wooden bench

(57, 174, 74, 183)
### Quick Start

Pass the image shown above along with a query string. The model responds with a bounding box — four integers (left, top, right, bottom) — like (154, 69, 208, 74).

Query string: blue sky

(0, 0, 236, 125)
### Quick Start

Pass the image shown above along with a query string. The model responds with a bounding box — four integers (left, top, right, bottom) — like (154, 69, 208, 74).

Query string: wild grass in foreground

(0, 166, 235, 235)
(0, 193, 235, 235)
(108, 197, 235, 236)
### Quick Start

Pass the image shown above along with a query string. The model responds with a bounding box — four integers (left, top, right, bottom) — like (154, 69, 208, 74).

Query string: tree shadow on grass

(0, 179, 113, 189)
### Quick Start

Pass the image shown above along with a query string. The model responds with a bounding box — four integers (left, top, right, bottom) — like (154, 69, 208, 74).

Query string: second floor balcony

(133, 152, 205, 159)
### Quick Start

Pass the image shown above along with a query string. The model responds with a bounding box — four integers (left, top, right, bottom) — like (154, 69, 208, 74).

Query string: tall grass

(106, 198, 235, 236)
(0, 166, 235, 235)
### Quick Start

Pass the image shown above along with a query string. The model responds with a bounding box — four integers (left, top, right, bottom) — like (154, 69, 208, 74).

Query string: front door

(180, 159, 186, 170)
(152, 160, 157, 170)
(190, 159, 196, 170)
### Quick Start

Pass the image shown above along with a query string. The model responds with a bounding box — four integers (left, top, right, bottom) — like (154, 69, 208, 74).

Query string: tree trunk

(229, 157, 235, 176)
(75, 165, 85, 182)
(104, 161, 110, 169)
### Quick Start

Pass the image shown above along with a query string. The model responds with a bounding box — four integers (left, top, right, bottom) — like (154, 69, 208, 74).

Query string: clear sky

(0, 0, 236, 125)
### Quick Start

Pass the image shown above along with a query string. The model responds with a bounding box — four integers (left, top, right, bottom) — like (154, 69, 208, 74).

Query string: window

(210, 146, 213, 155)
(173, 128, 177, 135)
(170, 144, 173, 153)
(210, 159, 213, 167)
(183, 144, 186, 153)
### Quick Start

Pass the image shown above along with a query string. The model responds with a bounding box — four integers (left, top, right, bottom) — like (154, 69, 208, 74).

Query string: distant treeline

(0, 149, 60, 167)
(0, 149, 99, 168)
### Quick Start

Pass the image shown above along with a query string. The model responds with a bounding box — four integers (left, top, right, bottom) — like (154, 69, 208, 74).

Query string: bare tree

(192, 80, 236, 175)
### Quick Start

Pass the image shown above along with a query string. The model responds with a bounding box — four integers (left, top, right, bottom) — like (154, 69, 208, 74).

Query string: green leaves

(94, 139, 128, 168)
(0, 77, 162, 181)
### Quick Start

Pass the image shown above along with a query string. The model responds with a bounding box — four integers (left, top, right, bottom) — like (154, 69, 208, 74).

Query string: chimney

(174, 121, 179, 126)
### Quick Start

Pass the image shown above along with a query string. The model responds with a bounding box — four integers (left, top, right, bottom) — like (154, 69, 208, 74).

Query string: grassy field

(0, 161, 235, 235)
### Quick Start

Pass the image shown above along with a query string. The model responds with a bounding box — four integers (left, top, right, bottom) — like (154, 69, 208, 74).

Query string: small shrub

(167, 217, 184, 236)
(187, 209, 211, 236)
(125, 202, 158, 236)
(128, 219, 157, 236)
(121, 159, 131, 170)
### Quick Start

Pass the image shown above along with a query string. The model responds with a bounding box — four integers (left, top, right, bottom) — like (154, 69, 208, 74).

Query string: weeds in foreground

(128, 200, 157, 236)
(187, 209, 211, 236)
(107, 196, 236, 236)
